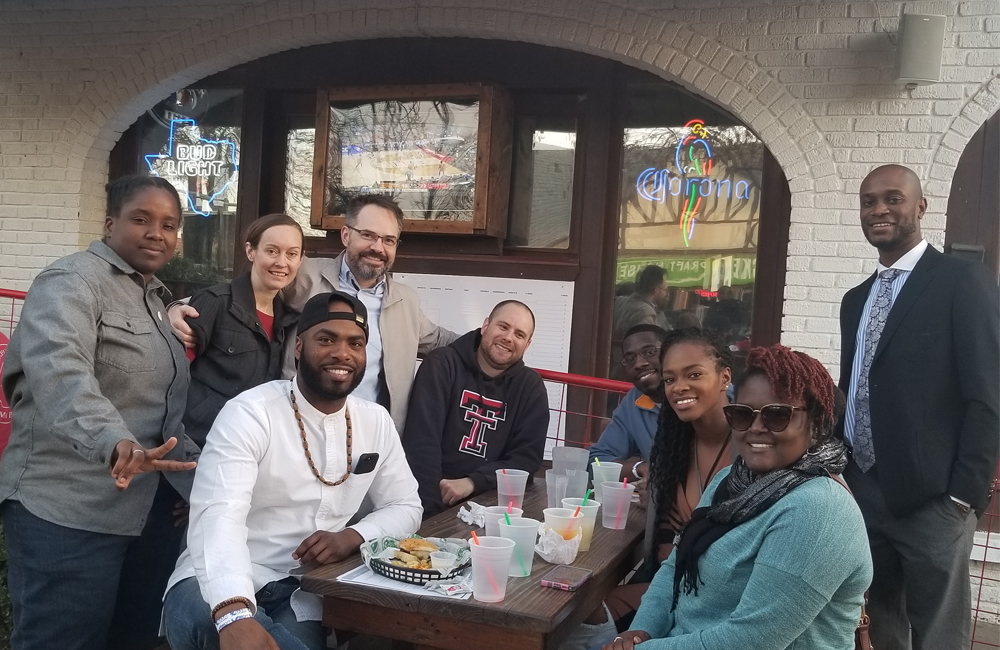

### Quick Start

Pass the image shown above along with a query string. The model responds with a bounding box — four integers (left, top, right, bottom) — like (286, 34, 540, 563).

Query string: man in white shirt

(163, 291, 422, 650)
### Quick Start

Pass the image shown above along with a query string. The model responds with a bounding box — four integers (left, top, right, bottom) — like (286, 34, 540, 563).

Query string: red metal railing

(0, 286, 998, 644)
(535, 367, 632, 449)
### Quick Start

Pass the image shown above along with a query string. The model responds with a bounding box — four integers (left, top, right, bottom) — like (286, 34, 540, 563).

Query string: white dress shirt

(338, 256, 386, 404)
(165, 377, 422, 616)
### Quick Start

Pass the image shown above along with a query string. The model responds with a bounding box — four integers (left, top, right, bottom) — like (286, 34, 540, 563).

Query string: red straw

(623, 477, 628, 487)
(572, 505, 582, 517)
(502, 469, 507, 474)
(470, 531, 502, 596)
(507, 500, 514, 514)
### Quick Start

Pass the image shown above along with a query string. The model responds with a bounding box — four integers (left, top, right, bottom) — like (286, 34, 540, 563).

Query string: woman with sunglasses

(182, 214, 303, 447)
(604, 345, 872, 650)
(568, 329, 734, 650)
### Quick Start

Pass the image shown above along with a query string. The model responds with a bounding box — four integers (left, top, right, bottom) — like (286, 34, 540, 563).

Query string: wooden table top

(302, 479, 646, 649)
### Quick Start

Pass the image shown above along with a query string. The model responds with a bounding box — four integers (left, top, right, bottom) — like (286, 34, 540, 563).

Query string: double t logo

(458, 390, 506, 458)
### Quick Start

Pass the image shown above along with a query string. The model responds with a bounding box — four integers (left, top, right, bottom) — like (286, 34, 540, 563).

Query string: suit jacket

(838, 245, 1000, 516)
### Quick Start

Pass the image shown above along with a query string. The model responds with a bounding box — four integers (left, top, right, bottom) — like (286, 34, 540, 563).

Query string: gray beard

(347, 249, 390, 282)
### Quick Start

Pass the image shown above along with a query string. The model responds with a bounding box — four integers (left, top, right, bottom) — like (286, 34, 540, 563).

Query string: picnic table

(301, 478, 647, 650)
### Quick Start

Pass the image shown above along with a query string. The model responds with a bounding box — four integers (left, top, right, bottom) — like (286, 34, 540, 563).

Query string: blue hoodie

(589, 386, 661, 464)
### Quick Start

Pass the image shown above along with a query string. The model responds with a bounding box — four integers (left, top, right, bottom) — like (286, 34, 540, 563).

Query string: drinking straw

(615, 486, 626, 529)
(470, 531, 502, 596)
(502, 513, 528, 575)
(507, 500, 514, 514)
(573, 488, 592, 518)
(623, 477, 628, 487)
(594, 458, 601, 466)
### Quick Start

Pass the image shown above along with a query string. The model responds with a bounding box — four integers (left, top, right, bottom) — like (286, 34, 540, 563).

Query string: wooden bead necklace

(290, 388, 352, 487)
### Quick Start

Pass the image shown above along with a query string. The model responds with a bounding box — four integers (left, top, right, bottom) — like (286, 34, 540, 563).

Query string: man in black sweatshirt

(402, 300, 550, 517)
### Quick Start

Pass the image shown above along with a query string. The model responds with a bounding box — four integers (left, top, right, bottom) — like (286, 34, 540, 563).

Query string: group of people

(0, 162, 996, 650)
(588, 165, 999, 650)
(0, 178, 549, 650)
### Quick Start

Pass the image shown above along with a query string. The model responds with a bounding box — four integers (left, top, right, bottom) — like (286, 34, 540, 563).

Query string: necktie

(853, 268, 899, 472)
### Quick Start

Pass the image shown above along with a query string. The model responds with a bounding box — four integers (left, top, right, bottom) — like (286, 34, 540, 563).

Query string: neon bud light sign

(144, 118, 239, 217)
(636, 119, 751, 248)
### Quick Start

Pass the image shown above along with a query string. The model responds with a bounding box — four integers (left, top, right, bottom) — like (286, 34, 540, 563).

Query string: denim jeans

(3, 479, 185, 650)
(163, 576, 328, 650)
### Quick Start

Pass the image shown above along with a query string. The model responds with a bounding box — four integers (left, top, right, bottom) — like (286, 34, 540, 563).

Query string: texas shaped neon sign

(144, 118, 239, 217)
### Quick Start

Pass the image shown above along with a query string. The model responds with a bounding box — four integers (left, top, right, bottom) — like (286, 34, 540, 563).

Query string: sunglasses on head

(723, 403, 805, 432)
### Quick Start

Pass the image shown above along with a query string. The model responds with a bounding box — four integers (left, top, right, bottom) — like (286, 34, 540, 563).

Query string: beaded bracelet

(214, 607, 253, 633)
(210, 596, 254, 620)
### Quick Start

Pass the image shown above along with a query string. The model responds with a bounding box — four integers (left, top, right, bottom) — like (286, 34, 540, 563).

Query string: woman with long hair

(567, 329, 733, 649)
(604, 345, 872, 650)
(183, 213, 303, 447)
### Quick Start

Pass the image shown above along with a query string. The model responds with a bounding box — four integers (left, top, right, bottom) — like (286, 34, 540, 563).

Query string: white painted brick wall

(0, 0, 998, 614)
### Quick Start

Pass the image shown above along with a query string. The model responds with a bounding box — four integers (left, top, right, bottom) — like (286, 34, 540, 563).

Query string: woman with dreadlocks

(603, 345, 872, 650)
(563, 329, 734, 650)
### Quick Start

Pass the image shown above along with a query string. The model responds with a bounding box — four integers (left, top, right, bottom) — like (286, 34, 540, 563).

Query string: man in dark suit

(839, 164, 999, 650)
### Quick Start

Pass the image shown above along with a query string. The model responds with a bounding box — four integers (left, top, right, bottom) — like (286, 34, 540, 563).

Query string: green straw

(502, 512, 528, 576)
(581, 488, 592, 506)
(594, 458, 601, 466)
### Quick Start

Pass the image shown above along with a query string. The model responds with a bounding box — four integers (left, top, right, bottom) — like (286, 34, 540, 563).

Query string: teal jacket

(631, 467, 873, 650)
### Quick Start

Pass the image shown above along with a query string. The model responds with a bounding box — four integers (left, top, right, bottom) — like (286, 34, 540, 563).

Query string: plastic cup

(469, 536, 515, 602)
(600, 482, 636, 530)
(562, 497, 601, 552)
(484, 505, 523, 537)
(430, 551, 457, 571)
(496, 469, 530, 509)
(542, 507, 584, 541)
(545, 469, 568, 508)
(498, 516, 539, 577)
(591, 461, 622, 504)
(563, 468, 590, 498)
(552, 446, 590, 472)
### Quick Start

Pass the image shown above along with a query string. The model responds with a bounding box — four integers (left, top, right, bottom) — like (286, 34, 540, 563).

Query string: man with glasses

(170, 195, 457, 435)
(589, 325, 668, 496)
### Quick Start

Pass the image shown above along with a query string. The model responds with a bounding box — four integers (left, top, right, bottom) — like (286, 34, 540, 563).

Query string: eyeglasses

(347, 226, 400, 248)
(620, 346, 660, 366)
(723, 403, 805, 433)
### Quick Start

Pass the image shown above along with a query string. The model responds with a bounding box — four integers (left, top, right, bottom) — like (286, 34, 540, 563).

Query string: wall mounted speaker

(896, 13, 946, 86)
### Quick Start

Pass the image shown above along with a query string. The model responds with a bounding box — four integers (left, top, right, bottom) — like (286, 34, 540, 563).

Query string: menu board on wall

(393, 272, 574, 459)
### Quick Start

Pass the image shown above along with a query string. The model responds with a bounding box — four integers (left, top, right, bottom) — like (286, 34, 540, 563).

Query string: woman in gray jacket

(0, 175, 199, 650)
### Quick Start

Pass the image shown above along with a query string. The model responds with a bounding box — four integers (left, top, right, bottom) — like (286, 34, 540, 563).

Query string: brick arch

(67, 1, 840, 240)
(927, 74, 1000, 203)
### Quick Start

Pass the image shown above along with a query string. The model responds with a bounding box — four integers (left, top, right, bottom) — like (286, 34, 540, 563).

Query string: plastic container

(561, 497, 601, 552)
(600, 482, 636, 530)
(496, 469, 530, 509)
(498, 517, 539, 577)
(591, 461, 622, 504)
(484, 505, 523, 537)
(542, 507, 584, 541)
(469, 536, 516, 602)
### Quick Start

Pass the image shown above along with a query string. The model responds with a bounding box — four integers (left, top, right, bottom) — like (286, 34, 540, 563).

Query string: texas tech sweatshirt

(402, 330, 550, 517)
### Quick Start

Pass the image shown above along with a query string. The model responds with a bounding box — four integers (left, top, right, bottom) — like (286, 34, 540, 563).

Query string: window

(506, 118, 576, 249)
(135, 89, 243, 297)
(610, 83, 764, 376)
(284, 117, 325, 238)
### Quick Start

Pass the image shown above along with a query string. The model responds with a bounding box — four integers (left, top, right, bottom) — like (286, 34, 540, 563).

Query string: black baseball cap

(297, 291, 369, 341)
